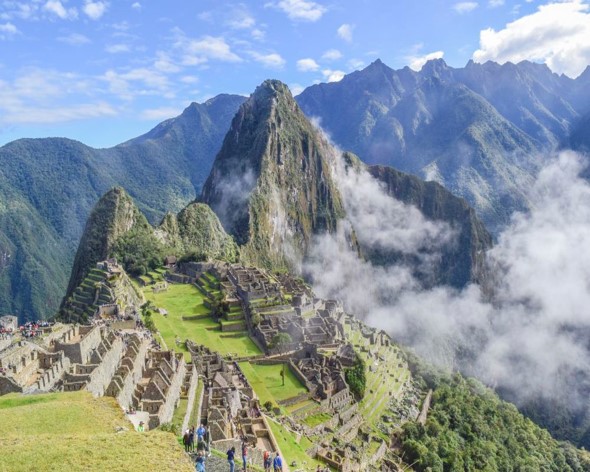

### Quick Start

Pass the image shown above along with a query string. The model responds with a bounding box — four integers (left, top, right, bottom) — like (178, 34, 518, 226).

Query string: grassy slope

(0, 391, 192, 472)
(144, 283, 261, 359)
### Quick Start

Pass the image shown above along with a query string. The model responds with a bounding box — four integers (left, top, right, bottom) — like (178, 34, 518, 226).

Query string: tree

(270, 332, 292, 353)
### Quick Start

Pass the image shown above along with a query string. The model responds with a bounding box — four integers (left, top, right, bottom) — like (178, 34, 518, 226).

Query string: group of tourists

(226, 443, 283, 472)
(183, 424, 210, 454)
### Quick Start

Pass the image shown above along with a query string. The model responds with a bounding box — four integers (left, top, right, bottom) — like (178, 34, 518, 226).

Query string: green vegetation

(303, 412, 331, 428)
(238, 362, 307, 408)
(345, 354, 366, 400)
(270, 332, 292, 352)
(400, 376, 590, 472)
(266, 418, 323, 469)
(0, 391, 192, 472)
(144, 283, 261, 359)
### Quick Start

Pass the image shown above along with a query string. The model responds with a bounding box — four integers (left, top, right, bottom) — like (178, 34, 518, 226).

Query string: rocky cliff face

(201, 80, 345, 270)
(201, 80, 492, 287)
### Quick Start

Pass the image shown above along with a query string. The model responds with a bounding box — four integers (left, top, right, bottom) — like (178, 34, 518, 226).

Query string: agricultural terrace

(143, 280, 261, 360)
(238, 362, 308, 410)
(0, 391, 192, 472)
(345, 322, 411, 436)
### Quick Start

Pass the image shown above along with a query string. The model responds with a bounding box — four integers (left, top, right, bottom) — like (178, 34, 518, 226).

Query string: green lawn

(267, 419, 324, 470)
(144, 283, 261, 359)
(238, 362, 308, 407)
(0, 391, 193, 472)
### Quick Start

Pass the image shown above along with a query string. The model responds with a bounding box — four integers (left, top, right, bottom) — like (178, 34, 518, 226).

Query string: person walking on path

(183, 430, 190, 453)
(189, 426, 195, 453)
(195, 451, 206, 472)
(273, 452, 283, 472)
(241, 441, 248, 471)
(227, 446, 236, 472)
(263, 450, 271, 472)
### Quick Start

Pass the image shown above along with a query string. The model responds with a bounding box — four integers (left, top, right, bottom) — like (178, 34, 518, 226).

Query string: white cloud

(83, 1, 108, 20)
(337, 23, 354, 42)
(105, 43, 130, 54)
(227, 8, 256, 29)
(175, 33, 242, 65)
(322, 49, 342, 61)
(251, 28, 265, 40)
(266, 0, 326, 21)
(43, 1, 78, 20)
(58, 33, 91, 45)
(322, 69, 345, 82)
(296, 58, 319, 71)
(407, 50, 444, 71)
(489, 0, 504, 7)
(102, 67, 171, 100)
(131, 2, 141, 10)
(473, 0, 590, 77)
(250, 51, 286, 68)
(453, 1, 478, 13)
(0, 22, 18, 36)
(154, 52, 181, 73)
(0, 68, 116, 125)
(140, 106, 183, 120)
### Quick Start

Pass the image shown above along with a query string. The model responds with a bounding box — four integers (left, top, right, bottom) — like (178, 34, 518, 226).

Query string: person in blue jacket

(272, 452, 283, 471)
(227, 446, 236, 472)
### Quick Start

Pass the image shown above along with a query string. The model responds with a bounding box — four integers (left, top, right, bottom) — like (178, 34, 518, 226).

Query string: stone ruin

(0, 322, 185, 430)
(187, 341, 279, 464)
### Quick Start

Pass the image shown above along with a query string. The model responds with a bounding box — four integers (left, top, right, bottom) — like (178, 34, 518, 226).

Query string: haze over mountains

(1, 58, 589, 324)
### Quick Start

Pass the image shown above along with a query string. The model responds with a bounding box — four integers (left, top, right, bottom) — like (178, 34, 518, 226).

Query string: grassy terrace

(0, 392, 192, 472)
(267, 419, 323, 470)
(238, 362, 308, 409)
(144, 283, 261, 360)
(344, 323, 411, 430)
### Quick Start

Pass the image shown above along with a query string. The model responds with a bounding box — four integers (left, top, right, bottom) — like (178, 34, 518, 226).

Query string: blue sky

(0, 0, 589, 147)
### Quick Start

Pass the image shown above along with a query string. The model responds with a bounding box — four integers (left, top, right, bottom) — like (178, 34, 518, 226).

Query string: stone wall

(86, 336, 124, 397)
(153, 355, 186, 428)
(54, 326, 102, 365)
(112, 338, 150, 410)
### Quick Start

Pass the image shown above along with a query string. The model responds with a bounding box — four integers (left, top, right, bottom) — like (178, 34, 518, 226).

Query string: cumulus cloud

(453, 1, 478, 13)
(43, 0, 77, 20)
(266, 0, 326, 21)
(322, 49, 342, 61)
(488, 0, 504, 7)
(321, 69, 345, 82)
(407, 50, 444, 71)
(105, 43, 130, 54)
(83, 1, 108, 20)
(306, 146, 590, 412)
(473, 0, 590, 77)
(131, 2, 141, 10)
(174, 33, 242, 65)
(250, 51, 286, 68)
(296, 58, 319, 71)
(0, 22, 18, 37)
(337, 23, 354, 42)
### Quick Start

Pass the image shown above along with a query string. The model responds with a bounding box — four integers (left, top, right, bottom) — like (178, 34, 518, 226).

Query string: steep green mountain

(156, 203, 238, 262)
(201, 80, 346, 270)
(60, 188, 236, 322)
(201, 80, 491, 287)
(64, 187, 155, 298)
(0, 94, 244, 321)
(296, 59, 590, 232)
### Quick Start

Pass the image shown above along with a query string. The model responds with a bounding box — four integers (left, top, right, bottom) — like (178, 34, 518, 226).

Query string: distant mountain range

(297, 59, 590, 232)
(0, 94, 244, 320)
(1, 59, 590, 321)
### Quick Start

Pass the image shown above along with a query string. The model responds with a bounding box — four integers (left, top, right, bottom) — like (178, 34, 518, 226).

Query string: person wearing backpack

(263, 450, 271, 472)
